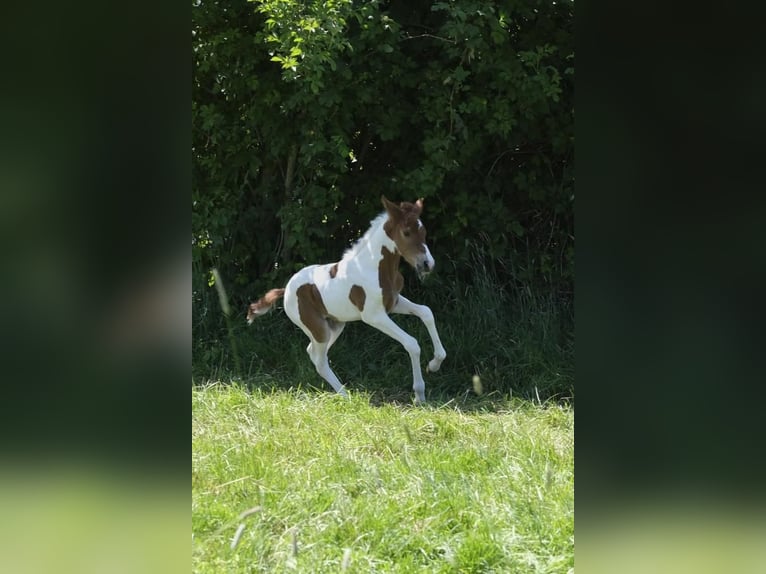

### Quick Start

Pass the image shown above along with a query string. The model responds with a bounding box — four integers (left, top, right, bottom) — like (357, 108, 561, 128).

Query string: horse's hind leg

(306, 336, 348, 398)
(326, 320, 346, 351)
(286, 285, 348, 398)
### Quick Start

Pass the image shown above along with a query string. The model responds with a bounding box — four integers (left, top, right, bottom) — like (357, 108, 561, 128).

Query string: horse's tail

(246, 288, 286, 324)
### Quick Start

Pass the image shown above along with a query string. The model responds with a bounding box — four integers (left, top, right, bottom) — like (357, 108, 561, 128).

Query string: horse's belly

(316, 281, 364, 322)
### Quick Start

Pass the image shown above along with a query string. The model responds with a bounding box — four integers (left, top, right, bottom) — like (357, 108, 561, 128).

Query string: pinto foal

(247, 196, 446, 403)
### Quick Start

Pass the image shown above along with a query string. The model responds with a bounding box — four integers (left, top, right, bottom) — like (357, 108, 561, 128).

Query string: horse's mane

(341, 211, 387, 261)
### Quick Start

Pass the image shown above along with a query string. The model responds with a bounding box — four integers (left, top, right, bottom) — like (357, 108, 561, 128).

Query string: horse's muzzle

(414, 245, 435, 279)
(416, 258, 434, 280)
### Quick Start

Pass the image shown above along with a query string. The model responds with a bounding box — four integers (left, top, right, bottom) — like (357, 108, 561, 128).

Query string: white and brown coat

(248, 197, 446, 403)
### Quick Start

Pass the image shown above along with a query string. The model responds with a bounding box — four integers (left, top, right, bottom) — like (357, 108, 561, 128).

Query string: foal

(247, 196, 447, 403)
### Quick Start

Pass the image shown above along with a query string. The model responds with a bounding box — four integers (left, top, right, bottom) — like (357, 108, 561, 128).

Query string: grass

(192, 383, 574, 573)
(193, 248, 573, 403)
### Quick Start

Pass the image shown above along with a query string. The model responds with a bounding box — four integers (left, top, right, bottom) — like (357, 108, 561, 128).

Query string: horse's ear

(415, 198, 424, 211)
(381, 195, 402, 218)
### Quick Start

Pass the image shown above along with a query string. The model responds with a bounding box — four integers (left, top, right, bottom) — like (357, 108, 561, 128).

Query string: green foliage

(193, 0, 574, 389)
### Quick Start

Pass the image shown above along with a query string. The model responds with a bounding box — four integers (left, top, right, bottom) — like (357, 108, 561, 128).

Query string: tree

(193, 0, 573, 326)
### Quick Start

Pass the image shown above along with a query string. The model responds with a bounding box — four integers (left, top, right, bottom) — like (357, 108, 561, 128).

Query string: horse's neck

(343, 216, 397, 265)
(365, 224, 397, 259)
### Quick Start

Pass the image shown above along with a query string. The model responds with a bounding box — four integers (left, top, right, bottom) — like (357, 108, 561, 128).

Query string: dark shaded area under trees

(193, 0, 573, 401)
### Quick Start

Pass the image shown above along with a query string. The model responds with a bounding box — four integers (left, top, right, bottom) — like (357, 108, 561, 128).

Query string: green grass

(193, 250, 573, 403)
(192, 383, 574, 573)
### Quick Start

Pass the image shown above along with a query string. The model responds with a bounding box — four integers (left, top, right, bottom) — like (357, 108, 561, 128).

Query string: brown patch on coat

(381, 196, 427, 267)
(348, 285, 366, 312)
(378, 246, 404, 312)
(329, 263, 338, 278)
(247, 288, 286, 324)
(296, 283, 330, 342)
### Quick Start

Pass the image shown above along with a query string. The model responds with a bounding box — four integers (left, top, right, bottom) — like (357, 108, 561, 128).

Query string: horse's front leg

(361, 311, 427, 403)
(391, 295, 446, 372)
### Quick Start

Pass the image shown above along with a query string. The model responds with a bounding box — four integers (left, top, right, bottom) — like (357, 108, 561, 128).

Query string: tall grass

(193, 246, 573, 403)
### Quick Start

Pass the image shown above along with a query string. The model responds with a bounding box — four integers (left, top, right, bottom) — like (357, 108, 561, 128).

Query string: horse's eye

(403, 230, 411, 237)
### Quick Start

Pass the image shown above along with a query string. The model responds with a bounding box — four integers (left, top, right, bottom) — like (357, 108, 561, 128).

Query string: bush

(192, 0, 574, 398)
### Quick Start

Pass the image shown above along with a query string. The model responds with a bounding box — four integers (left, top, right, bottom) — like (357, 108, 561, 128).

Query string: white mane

(341, 211, 388, 261)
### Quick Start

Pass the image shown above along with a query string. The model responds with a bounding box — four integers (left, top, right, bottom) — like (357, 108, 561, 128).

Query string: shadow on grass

(193, 367, 572, 416)
(195, 326, 572, 408)
(194, 266, 574, 411)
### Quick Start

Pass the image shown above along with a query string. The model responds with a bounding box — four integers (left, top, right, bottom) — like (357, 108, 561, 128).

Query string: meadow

(192, 384, 574, 573)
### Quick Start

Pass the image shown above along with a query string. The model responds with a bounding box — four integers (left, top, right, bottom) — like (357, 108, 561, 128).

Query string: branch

(284, 144, 298, 195)
(402, 33, 456, 44)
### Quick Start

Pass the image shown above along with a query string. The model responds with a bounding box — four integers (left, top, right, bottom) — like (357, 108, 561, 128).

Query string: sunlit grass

(192, 383, 573, 573)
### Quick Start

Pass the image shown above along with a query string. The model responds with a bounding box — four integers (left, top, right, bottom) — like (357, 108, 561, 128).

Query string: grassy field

(192, 383, 574, 573)
(194, 254, 574, 404)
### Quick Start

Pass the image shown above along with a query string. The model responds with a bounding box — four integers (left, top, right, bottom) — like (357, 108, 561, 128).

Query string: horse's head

(382, 196, 435, 279)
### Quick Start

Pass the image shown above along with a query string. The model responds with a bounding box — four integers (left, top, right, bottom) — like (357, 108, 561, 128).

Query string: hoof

(427, 358, 442, 372)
